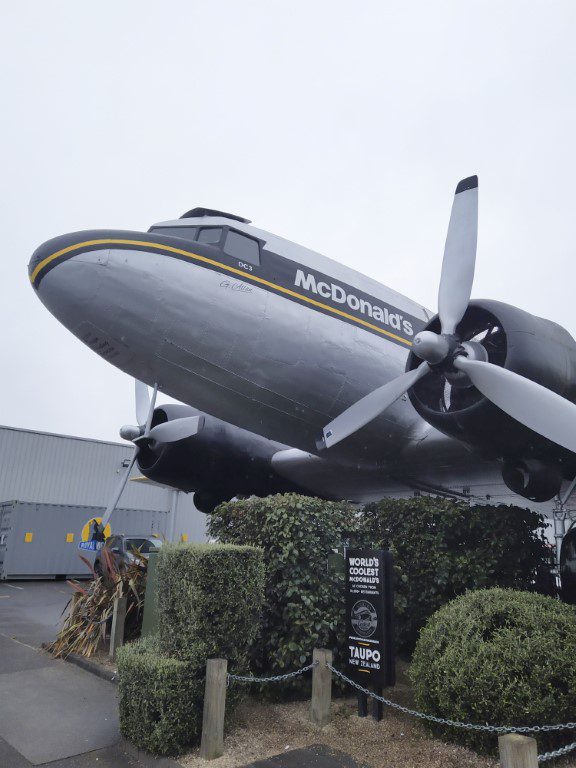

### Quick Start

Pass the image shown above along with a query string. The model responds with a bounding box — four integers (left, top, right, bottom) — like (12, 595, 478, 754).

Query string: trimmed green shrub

(361, 497, 550, 652)
(410, 588, 576, 753)
(118, 543, 265, 755)
(117, 635, 202, 756)
(157, 543, 265, 668)
(208, 494, 357, 681)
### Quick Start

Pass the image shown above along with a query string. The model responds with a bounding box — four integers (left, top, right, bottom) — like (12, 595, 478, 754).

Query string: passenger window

(197, 227, 223, 245)
(224, 230, 260, 266)
(151, 227, 197, 241)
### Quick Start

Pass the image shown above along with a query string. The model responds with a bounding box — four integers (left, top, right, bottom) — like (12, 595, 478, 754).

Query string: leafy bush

(118, 543, 265, 755)
(410, 588, 576, 753)
(208, 494, 357, 681)
(118, 635, 203, 756)
(361, 497, 550, 652)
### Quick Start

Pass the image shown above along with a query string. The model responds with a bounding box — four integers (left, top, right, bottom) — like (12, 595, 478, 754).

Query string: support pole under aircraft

(553, 510, 567, 584)
(554, 475, 576, 586)
(169, 489, 179, 542)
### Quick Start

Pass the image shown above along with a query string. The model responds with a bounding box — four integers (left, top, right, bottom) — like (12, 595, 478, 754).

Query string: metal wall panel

(0, 426, 207, 544)
(0, 426, 168, 510)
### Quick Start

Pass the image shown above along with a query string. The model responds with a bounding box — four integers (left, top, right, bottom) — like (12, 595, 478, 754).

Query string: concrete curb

(64, 652, 119, 685)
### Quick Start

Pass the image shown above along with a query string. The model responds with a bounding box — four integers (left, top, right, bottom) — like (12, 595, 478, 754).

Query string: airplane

(28, 177, 576, 537)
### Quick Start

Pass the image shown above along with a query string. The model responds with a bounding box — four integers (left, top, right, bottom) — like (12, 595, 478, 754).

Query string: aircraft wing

(271, 447, 410, 503)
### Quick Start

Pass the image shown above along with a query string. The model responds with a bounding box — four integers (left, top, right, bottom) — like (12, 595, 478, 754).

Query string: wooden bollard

(109, 595, 127, 659)
(200, 659, 228, 760)
(310, 648, 333, 726)
(498, 734, 538, 768)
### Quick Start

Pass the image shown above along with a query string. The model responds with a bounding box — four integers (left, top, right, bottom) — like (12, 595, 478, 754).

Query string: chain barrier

(228, 659, 576, 763)
(538, 741, 576, 763)
(227, 661, 317, 686)
(328, 663, 576, 737)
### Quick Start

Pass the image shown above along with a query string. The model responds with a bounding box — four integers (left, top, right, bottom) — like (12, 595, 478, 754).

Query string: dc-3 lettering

(28, 177, 576, 521)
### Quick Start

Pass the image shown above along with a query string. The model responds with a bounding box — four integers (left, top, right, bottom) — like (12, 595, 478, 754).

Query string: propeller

(320, 175, 576, 454)
(98, 380, 202, 532)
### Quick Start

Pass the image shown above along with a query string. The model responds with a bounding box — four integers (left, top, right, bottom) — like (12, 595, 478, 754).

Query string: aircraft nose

(28, 232, 110, 332)
(29, 229, 170, 369)
(29, 232, 100, 290)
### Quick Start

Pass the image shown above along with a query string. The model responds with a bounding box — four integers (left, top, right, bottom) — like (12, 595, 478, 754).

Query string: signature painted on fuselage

(220, 280, 253, 293)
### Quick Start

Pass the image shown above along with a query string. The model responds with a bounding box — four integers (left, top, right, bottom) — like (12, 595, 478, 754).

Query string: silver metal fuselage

(30, 216, 433, 468)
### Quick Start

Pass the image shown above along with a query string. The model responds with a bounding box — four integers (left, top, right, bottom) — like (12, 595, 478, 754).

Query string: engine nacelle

(406, 300, 576, 500)
(501, 459, 564, 502)
(135, 404, 303, 512)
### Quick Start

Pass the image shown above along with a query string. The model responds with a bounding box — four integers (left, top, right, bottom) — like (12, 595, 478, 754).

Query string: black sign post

(345, 548, 395, 720)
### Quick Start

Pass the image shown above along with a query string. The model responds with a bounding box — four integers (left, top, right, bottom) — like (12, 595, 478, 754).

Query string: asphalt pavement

(0, 580, 177, 767)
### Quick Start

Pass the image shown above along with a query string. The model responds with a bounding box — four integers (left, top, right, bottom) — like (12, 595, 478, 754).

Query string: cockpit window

(223, 230, 260, 266)
(197, 227, 224, 245)
(151, 227, 197, 241)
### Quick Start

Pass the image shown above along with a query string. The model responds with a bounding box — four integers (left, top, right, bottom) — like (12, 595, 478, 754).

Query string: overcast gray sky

(2, 1, 576, 442)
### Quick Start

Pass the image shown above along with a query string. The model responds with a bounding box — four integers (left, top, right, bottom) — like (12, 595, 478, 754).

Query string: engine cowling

(135, 404, 305, 512)
(406, 300, 576, 500)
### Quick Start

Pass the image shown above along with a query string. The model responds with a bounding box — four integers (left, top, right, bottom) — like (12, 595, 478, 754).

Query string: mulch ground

(181, 695, 498, 768)
(181, 663, 502, 768)
(181, 661, 576, 768)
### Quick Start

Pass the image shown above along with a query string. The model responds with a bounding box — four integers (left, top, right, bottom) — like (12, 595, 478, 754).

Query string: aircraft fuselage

(29, 214, 433, 468)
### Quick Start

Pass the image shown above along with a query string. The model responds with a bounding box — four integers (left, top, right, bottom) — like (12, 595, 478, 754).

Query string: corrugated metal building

(0, 425, 206, 577)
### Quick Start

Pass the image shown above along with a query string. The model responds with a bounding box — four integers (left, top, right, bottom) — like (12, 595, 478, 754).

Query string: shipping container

(0, 500, 169, 580)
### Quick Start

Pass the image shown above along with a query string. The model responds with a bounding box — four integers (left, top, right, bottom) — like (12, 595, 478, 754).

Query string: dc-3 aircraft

(28, 177, 576, 531)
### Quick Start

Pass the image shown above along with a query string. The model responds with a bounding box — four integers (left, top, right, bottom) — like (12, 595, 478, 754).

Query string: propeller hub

(120, 424, 142, 441)
(412, 331, 451, 365)
(444, 340, 489, 388)
(459, 340, 488, 364)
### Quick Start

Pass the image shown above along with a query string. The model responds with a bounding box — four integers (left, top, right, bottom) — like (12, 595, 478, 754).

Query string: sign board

(77, 517, 110, 551)
(78, 540, 103, 552)
(345, 547, 395, 687)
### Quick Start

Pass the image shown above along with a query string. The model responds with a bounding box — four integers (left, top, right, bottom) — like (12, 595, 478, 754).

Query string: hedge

(410, 588, 576, 753)
(208, 494, 356, 685)
(157, 543, 265, 667)
(361, 497, 550, 651)
(118, 543, 265, 755)
(117, 635, 203, 756)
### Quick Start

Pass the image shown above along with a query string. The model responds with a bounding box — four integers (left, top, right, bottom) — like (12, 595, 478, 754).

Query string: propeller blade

(100, 450, 138, 531)
(438, 175, 478, 335)
(321, 362, 430, 449)
(144, 383, 158, 436)
(135, 380, 150, 427)
(148, 415, 203, 444)
(454, 357, 576, 455)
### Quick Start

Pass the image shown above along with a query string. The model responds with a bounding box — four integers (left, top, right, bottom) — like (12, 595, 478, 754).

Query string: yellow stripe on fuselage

(31, 238, 413, 347)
